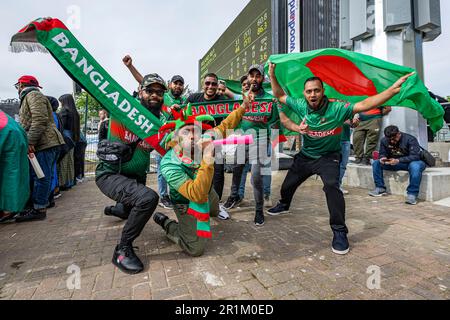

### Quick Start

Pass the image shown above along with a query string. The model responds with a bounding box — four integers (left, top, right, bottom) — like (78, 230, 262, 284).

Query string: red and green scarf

(161, 108, 216, 239)
(10, 17, 166, 155)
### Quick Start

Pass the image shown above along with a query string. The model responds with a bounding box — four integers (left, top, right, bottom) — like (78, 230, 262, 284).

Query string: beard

(141, 98, 162, 116)
(171, 88, 182, 98)
(250, 82, 262, 92)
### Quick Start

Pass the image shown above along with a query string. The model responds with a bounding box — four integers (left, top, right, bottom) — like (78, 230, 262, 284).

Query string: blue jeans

(155, 153, 168, 198)
(238, 146, 272, 199)
(339, 141, 351, 187)
(31, 147, 59, 210)
(372, 160, 426, 197)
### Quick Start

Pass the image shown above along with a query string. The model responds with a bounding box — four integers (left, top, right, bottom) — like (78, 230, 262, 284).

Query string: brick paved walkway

(0, 172, 449, 300)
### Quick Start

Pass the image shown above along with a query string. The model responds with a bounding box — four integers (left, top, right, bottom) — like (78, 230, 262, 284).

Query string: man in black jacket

(369, 126, 426, 205)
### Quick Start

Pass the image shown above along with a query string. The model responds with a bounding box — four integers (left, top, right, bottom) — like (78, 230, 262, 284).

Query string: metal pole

(84, 93, 88, 136)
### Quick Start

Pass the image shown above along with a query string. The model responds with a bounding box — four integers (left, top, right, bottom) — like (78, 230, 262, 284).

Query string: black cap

(170, 75, 185, 84)
(248, 64, 264, 76)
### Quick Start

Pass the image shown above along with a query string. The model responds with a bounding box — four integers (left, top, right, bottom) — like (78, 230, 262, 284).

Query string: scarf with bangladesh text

(10, 17, 167, 155)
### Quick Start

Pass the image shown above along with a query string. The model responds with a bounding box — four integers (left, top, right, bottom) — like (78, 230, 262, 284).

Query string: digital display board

(199, 0, 272, 86)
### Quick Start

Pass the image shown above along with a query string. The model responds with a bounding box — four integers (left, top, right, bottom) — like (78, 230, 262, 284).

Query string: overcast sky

(0, 0, 448, 100)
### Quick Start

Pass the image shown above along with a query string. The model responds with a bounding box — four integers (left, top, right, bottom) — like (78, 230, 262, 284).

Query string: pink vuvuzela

(213, 135, 254, 146)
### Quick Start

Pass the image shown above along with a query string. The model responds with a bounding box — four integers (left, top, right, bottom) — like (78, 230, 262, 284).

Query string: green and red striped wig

(159, 104, 215, 149)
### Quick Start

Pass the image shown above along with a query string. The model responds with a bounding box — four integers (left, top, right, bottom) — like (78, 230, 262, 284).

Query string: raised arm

(224, 88, 236, 100)
(213, 90, 253, 137)
(353, 73, 414, 114)
(280, 112, 301, 133)
(123, 55, 144, 85)
(268, 63, 288, 105)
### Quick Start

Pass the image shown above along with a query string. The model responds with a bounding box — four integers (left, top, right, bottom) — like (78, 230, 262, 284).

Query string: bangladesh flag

(10, 18, 166, 155)
(266, 48, 445, 134)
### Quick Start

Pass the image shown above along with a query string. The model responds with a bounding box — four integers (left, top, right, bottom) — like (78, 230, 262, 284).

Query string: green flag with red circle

(266, 48, 445, 134)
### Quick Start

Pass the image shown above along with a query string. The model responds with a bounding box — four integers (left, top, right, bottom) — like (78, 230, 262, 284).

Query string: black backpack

(420, 147, 436, 167)
(97, 138, 142, 166)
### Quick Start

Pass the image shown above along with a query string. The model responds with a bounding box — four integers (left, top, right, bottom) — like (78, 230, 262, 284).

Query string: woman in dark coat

(58, 94, 80, 189)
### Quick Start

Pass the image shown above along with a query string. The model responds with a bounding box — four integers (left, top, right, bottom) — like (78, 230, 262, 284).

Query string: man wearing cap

(95, 74, 168, 274)
(157, 75, 187, 210)
(223, 65, 279, 226)
(152, 90, 253, 257)
(14, 76, 65, 223)
(122, 55, 185, 210)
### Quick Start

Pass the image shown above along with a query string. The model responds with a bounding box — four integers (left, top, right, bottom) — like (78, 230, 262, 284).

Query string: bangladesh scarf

(177, 152, 212, 239)
(181, 99, 274, 119)
(265, 48, 445, 134)
(10, 18, 166, 155)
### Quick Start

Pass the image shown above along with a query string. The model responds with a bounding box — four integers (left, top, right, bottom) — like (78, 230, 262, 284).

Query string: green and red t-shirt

(359, 107, 384, 122)
(283, 96, 354, 159)
(96, 110, 169, 181)
(162, 92, 186, 120)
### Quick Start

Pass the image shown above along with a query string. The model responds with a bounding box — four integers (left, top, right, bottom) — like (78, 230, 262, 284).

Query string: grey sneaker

(405, 194, 417, 205)
(264, 195, 273, 208)
(369, 188, 388, 197)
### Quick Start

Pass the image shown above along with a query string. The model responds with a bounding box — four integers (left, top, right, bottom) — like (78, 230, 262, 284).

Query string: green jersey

(96, 111, 169, 181)
(341, 123, 352, 142)
(160, 149, 197, 205)
(284, 96, 354, 159)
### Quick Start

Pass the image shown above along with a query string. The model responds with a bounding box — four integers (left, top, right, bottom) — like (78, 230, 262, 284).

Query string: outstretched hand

(390, 72, 415, 94)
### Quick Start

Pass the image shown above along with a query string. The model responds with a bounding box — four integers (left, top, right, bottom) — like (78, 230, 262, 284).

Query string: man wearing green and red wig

(152, 92, 253, 257)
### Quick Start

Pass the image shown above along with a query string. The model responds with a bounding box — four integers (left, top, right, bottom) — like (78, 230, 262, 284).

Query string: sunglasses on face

(14, 84, 20, 90)
(204, 81, 218, 87)
(144, 88, 165, 96)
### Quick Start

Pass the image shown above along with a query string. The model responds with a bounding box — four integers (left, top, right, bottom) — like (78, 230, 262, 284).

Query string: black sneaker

(112, 245, 144, 274)
(0, 212, 18, 223)
(332, 231, 350, 255)
(104, 203, 128, 220)
(159, 196, 173, 209)
(223, 197, 239, 210)
(267, 202, 290, 216)
(15, 209, 47, 223)
(234, 197, 243, 208)
(47, 201, 56, 209)
(153, 212, 169, 229)
(255, 212, 265, 226)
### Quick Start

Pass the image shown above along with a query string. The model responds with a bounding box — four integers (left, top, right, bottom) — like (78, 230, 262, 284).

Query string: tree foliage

(75, 91, 103, 118)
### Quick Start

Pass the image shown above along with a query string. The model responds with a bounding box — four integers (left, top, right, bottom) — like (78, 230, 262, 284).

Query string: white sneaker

(340, 188, 349, 195)
(218, 205, 230, 220)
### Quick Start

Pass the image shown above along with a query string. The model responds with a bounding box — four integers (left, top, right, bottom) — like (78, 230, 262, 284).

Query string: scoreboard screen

(199, 0, 272, 85)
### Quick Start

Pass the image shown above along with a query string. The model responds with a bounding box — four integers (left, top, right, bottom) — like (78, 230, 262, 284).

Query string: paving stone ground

(0, 172, 449, 300)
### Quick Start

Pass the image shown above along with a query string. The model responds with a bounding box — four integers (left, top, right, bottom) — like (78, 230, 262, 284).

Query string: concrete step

(434, 197, 450, 208)
(343, 163, 450, 202)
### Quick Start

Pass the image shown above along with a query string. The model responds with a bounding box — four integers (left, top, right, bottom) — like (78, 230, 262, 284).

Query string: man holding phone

(369, 125, 426, 205)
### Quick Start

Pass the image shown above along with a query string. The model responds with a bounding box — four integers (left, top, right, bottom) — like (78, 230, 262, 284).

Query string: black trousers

(213, 163, 225, 201)
(213, 147, 225, 200)
(96, 174, 159, 246)
(280, 152, 348, 233)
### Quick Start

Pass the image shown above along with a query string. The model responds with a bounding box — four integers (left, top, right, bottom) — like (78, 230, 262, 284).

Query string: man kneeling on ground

(152, 91, 253, 257)
(96, 74, 169, 274)
(369, 125, 427, 205)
